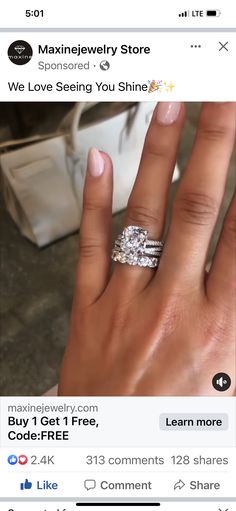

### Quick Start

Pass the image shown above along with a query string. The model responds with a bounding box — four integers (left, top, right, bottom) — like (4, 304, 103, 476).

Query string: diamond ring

(111, 226, 164, 269)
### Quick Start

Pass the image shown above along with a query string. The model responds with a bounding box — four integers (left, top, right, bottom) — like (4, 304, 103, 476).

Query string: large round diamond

(120, 226, 148, 256)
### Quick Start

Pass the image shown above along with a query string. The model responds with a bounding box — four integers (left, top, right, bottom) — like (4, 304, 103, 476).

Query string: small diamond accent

(119, 253, 127, 263)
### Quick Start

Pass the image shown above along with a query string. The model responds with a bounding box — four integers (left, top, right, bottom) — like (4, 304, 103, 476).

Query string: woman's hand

(59, 102, 236, 396)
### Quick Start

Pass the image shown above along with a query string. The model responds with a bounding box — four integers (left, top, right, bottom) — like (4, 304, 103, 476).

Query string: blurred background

(0, 102, 235, 395)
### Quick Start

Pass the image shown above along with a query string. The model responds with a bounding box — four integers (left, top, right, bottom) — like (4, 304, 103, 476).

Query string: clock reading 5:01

(25, 10, 44, 17)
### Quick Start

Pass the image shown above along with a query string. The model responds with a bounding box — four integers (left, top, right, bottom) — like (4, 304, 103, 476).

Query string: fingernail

(156, 102, 181, 125)
(88, 147, 105, 177)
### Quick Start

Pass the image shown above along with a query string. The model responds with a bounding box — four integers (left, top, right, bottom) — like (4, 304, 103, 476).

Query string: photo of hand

(0, 102, 235, 396)
(59, 102, 236, 396)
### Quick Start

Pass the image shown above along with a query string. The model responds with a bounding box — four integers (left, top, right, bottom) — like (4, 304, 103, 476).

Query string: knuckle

(222, 214, 236, 249)
(145, 139, 170, 161)
(198, 123, 230, 143)
(150, 291, 184, 338)
(174, 192, 219, 226)
(83, 197, 109, 213)
(126, 203, 160, 227)
(204, 309, 234, 346)
(79, 237, 103, 258)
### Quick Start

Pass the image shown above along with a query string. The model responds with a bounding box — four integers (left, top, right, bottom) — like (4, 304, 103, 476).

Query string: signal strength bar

(178, 10, 190, 17)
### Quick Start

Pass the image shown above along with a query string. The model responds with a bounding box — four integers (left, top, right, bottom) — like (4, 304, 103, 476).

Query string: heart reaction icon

(18, 455, 28, 465)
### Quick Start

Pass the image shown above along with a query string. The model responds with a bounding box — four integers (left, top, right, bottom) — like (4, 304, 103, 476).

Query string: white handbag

(0, 102, 179, 247)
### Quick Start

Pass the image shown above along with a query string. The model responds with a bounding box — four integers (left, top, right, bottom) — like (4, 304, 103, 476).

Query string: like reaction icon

(20, 479, 32, 490)
(8, 455, 18, 465)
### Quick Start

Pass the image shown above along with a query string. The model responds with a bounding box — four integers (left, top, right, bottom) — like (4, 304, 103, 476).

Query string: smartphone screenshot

(0, 1, 235, 510)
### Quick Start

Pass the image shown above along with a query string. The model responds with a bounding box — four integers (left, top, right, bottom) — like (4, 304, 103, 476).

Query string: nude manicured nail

(156, 102, 181, 125)
(88, 147, 105, 177)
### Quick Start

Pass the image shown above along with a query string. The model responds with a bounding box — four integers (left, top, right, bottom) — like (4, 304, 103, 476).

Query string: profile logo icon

(8, 40, 33, 65)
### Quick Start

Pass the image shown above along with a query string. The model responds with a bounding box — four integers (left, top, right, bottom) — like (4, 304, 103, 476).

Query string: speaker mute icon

(212, 373, 231, 391)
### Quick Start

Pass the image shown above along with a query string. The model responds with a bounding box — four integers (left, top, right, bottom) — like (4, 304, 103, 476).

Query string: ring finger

(110, 101, 185, 295)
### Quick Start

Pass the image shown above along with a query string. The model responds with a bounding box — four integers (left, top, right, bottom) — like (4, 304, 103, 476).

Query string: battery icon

(206, 10, 221, 16)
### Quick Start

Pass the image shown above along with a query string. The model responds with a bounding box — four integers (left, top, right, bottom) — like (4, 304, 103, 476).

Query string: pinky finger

(206, 191, 236, 309)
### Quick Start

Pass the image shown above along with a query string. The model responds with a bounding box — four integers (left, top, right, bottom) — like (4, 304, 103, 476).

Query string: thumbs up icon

(20, 479, 32, 490)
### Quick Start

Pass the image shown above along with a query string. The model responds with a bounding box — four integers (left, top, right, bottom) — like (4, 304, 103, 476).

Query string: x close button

(218, 41, 229, 51)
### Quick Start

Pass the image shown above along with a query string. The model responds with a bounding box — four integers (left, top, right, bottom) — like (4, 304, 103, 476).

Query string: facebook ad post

(0, 1, 235, 508)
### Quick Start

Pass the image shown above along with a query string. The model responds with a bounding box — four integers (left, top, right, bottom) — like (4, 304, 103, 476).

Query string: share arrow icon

(173, 479, 185, 490)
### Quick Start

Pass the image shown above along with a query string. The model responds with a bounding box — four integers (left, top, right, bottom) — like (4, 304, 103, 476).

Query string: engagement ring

(111, 226, 164, 269)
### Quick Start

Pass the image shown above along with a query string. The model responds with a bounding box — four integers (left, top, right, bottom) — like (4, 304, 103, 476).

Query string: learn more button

(159, 413, 228, 430)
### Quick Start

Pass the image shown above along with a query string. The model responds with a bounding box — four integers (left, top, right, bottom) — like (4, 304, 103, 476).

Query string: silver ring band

(116, 234, 164, 248)
(114, 241, 162, 256)
(112, 250, 160, 268)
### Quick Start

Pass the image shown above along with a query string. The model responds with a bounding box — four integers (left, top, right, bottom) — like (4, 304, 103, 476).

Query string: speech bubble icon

(84, 479, 96, 491)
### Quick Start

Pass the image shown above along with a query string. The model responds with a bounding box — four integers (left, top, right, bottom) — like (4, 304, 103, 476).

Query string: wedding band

(115, 241, 162, 256)
(115, 235, 163, 248)
(111, 226, 164, 269)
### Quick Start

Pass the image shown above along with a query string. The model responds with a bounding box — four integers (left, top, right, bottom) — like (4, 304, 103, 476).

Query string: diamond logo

(8, 40, 33, 65)
(14, 45, 25, 54)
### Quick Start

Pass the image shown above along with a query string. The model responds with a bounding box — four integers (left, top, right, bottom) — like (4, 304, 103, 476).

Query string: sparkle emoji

(163, 80, 175, 92)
